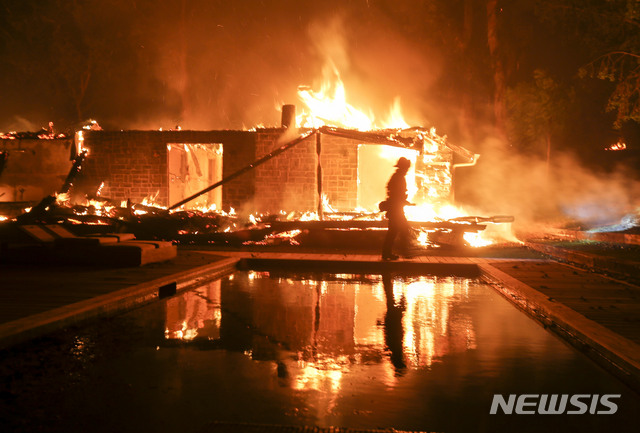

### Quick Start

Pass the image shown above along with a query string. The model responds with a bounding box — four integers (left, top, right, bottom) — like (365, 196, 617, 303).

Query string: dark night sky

(0, 1, 637, 161)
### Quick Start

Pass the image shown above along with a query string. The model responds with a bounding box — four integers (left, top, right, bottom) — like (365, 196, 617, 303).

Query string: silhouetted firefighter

(380, 157, 412, 260)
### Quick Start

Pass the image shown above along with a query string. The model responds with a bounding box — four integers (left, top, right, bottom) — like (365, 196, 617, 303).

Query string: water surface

(1, 271, 638, 432)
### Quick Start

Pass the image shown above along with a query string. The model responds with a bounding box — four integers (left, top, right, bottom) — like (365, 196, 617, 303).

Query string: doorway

(168, 143, 223, 210)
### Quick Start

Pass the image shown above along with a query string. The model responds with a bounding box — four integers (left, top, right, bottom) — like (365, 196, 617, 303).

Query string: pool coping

(0, 257, 239, 350)
(237, 256, 481, 277)
(479, 262, 640, 393)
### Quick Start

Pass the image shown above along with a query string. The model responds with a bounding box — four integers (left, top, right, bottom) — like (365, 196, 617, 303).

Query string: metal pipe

(168, 129, 317, 210)
(452, 154, 480, 170)
(451, 154, 480, 203)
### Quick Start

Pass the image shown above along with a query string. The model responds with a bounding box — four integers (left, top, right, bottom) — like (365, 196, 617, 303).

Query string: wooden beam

(168, 129, 317, 210)
(268, 219, 486, 232)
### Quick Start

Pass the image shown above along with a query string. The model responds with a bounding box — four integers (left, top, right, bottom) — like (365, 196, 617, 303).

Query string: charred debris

(1, 126, 513, 250)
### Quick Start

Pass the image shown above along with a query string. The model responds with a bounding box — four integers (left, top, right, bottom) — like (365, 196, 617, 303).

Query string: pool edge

(0, 257, 240, 351)
(479, 262, 640, 394)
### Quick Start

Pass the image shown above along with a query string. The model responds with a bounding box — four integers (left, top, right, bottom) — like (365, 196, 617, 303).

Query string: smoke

(0, 1, 454, 133)
(118, 1, 446, 131)
(304, 12, 443, 128)
(457, 136, 640, 231)
(1, 116, 41, 133)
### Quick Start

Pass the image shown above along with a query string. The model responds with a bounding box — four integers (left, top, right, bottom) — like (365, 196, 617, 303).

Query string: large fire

(0, 67, 516, 250)
(296, 63, 512, 247)
(297, 61, 409, 131)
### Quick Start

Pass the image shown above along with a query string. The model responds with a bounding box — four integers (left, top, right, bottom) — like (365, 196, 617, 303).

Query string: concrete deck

(479, 259, 640, 392)
(550, 228, 640, 246)
(525, 240, 640, 280)
(1, 248, 639, 393)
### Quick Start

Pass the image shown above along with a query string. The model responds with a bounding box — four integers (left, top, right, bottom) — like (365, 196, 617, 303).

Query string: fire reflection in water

(164, 279, 222, 341)
(163, 271, 477, 396)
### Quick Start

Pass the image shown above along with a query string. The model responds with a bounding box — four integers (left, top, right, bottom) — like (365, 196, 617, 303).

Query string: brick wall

(81, 130, 255, 210)
(318, 134, 358, 210)
(253, 131, 359, 213)
(81, 129, 361, 214)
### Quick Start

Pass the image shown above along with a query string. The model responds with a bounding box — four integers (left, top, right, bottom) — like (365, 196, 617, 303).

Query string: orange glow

(295, 64, 508, 247)
(297, 61, 410, 131)
(605, 139, 627, 151)
(401, 277, 476, 367)
(164, 280, 222, 341)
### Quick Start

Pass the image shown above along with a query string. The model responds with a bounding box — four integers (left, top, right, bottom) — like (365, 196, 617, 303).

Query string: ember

(605, 139, 627, 151)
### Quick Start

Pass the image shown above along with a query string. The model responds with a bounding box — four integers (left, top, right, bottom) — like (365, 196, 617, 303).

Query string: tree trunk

(546, 131, 552, 177)
(459, 0, 475, 141)
(486, 0, 507, 140)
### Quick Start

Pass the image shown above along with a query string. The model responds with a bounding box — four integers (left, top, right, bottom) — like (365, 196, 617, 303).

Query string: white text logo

(490, 394, 620, 415)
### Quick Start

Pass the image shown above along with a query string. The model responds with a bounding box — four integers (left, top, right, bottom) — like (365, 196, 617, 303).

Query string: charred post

(281, 104, 296, 128)
(316, 131, 323, 220)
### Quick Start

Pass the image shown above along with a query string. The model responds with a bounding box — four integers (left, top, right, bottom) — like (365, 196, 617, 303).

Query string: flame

(297, 62, 373, 130)
(75, 130, 90, 155)
(297, 61, 409, 131)
(55, 192, 71, 205)
(463, 232, 493, 248)
(406, 203, 498, 247)
(605, 139, 627, 151)
(141, 191, 163, 208)
(294, 63, 499, 245)
(382, 97, 411, 129)
(321, 193, 336, 213)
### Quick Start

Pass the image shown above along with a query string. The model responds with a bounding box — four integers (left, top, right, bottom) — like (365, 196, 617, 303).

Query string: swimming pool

(1, 270, 638, 432)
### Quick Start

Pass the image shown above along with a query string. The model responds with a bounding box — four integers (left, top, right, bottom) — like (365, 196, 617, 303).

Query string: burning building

(0, 128, 74, 217)
(76, 116, 477, 217)
(1, 110, 501, 251)
(2, 64, 507, 250)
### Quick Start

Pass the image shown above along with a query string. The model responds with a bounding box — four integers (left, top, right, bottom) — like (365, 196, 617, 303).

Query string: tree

(581, 51, 640, 128)
(487, 0, 508, 138)
(536, 0, 640, 128)
(505, 69, 573, 168)
(0, 0, 140, 127)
